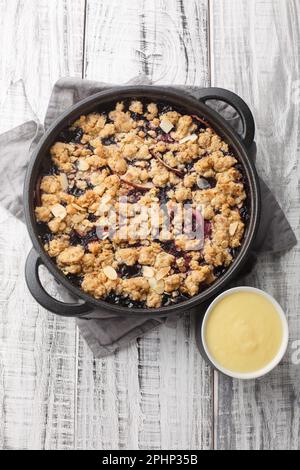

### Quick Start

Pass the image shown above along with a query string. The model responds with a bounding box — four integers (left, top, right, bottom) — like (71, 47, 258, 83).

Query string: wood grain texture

(83, 0, 208, 86)
(76, 0, 213, 450)
(210, 0, 300, 450)
(0, 0, 85, 449)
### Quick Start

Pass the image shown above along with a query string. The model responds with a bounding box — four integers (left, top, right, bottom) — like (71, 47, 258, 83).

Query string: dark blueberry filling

(183, 254, 192, 269)
(157, 133, 175, 143)
(130, 111, 142, 121)
(127, 189, 143, 203)
(58, 127, 83, 144)
(192, 118, 207, 132)
(234, 163, 243, 173)
(213, 266, 227, 278)
(204, 220, 212, 239)
(207, 177, 217, 188)
(139, 126, 149, 135)
(190, 212, 198, 233)
(117, 263, 142, 279)
(157, 186, 171, 204)
(234, 162, 248, 185)
(66, 274, 83, 288)
(48, 166, 60, 176)
(104, 293, 123, 306)
(205, 177, 216, 188)
(138, 120, 152, 134)
(185, 162, 194, 173)
(69, 230, 82, 246)
(240, 206, 250, 222)
(69, 228, 99, 249)
(88, 213, 98, 222)
(37, 225, 53, 245)
(105, 293, 145, 309)
(41, 163, 59, 177)
(82, 228, 99, 247)
(67, 187, 85, 198)
(102, 136, 116, 146)
(159, 240, 182, 258)
(230, 247, 241, 258)
(154, 126, 165, 137)
(158, 103, 173, 114)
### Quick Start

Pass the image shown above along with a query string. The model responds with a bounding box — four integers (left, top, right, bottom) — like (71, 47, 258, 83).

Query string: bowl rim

(24, 86, 261, 316)
(201, 286, 289, 380)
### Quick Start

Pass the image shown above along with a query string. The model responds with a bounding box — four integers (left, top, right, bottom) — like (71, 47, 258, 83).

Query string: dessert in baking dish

(34, 99, 248, 308)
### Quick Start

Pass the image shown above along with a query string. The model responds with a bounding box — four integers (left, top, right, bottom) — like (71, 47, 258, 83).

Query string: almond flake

(94, 184, 106, 196)
(156, 267, 170, 280)
(90, 173, 103, 186)
(154, 279, 165, 295)
(142, 266, 155, 278)
(59, 173, 69, 191)
(148, 277, 158, 290)
(103, 266, 118, 280)
(72, 203, 85, 212)
(51, 204, 67, 219)
(229, 222, 239, 236)
(160, 118, 174, 134)
(179, 134, 198, 144)
(77, 159, 90, 171)
(101, 194, 112, 205)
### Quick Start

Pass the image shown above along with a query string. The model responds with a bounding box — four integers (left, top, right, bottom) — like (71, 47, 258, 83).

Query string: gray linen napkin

(0, 77, 297, 357)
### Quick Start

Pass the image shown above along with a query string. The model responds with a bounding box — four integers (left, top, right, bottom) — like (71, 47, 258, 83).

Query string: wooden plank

(83, 0, 208, 85)
(210, 0, 300, 450)
(0, 0, 85, 450)
(76, 0, 213, 450)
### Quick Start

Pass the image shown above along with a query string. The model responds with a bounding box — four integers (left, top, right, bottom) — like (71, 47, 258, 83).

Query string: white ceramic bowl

(201, 287, 289, 380)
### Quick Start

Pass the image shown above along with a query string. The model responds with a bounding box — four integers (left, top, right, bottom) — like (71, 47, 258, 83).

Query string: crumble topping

(35, 99, 248, 308)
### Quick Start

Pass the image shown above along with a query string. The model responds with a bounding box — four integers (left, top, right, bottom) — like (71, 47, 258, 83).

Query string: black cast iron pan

(24, 86, 261, 318)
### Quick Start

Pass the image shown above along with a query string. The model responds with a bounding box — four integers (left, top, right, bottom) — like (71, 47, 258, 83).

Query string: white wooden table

(0, 0, 299, 450)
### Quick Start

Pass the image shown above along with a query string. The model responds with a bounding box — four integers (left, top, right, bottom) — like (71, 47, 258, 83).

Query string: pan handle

(197, 87, 255, 149)
(25, 248, 93, 317)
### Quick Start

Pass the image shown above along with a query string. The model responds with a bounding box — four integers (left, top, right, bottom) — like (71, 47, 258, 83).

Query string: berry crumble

(34, 100, 247, 309)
